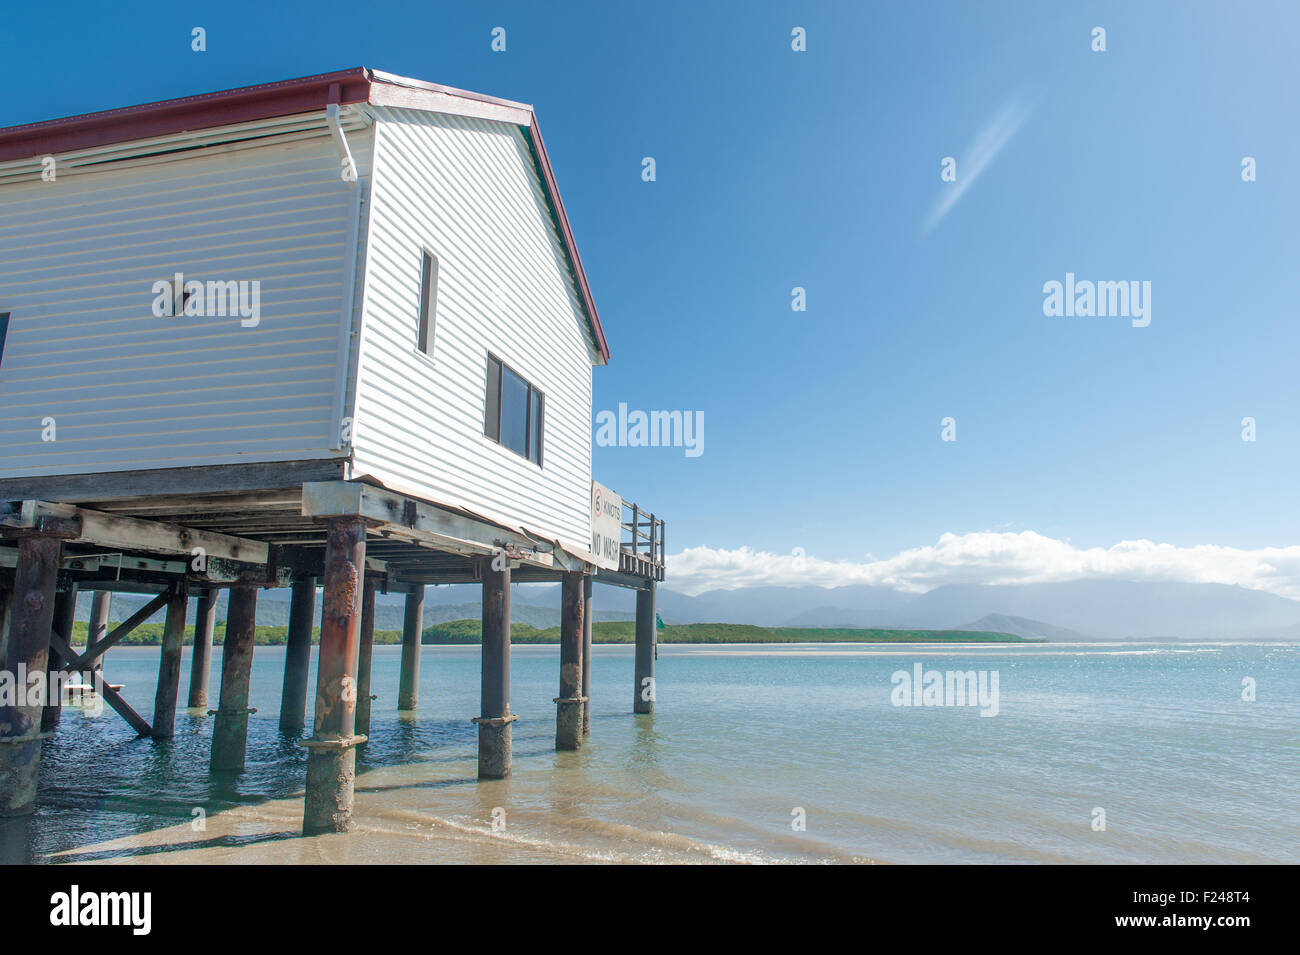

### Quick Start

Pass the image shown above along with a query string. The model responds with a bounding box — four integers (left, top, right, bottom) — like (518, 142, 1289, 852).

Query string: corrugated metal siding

(352, 106, 593, 555)
(0, 128, 372, 478)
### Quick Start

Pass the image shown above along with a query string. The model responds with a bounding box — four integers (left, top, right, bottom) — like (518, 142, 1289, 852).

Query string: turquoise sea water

(3, 642, 1297, 864)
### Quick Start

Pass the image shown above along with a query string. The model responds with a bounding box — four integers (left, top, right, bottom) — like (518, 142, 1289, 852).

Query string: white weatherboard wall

(351, 106, 594, 555)
(0, 128, 372, 478)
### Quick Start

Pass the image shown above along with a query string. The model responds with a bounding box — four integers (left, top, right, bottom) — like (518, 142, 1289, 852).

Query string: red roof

(0, 67, 611, 363)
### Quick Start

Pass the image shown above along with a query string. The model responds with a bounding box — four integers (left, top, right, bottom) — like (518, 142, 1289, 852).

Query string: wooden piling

(279, 575, 315, 735)
(0, 585, 11, 667)
(301, 516, 367, 835)
(398, 584, 423, 711)
(474, 561, 515, 778)
(355, 577, 376, 740)
(634, 582, 656, 714)
(0, 535, 62, 816)
(210, 585, 257, 771)
(41, 583, 77, 732)
(581, 576, 593, 735)
(151, 588, 187, 738)
(555, 571, 585, 750)
(186, 589, 214, 709)
(87, 590, 111, 686)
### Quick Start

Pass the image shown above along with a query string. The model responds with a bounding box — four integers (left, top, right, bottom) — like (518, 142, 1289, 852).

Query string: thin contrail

(923, 94, 1036, 235)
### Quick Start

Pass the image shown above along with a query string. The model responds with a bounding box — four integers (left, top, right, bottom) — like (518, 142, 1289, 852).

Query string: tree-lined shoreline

(66, 619, 1037, 647)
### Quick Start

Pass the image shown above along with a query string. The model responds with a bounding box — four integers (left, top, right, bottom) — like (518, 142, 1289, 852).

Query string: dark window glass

(529, 391, 544, 465)
(0, 313, 8, 368)
(484, 353, 544, 466)
(500, 364, 529, 457)
(417, 251, 437, 354)
(485, 356, 501, 441)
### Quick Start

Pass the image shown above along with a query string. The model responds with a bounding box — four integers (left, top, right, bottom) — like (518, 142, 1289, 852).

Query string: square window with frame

(484, 353, 544, 465)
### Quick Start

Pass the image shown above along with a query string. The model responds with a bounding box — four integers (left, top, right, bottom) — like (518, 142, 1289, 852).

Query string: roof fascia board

(367, 83, 532, 126)
(525, 116, 611, 363)
(0, 68, 370, 163)
(367, 69, 532, 113)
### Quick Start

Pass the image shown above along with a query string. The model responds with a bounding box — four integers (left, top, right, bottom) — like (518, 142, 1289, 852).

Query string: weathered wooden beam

(81, 489, 303, 516)
(3, 548, 277, 587)
(388, 572, 482, 585)
(162, 521, 313, 532)
(0, 459, 345, 502)
(0, 502, 80, 540)
(593, 567, 657, 591)
(3, 501, 269, 566)
(301, 481, 560, 569)
(387, 563, 579, 586)
(47, 579, 168, 596)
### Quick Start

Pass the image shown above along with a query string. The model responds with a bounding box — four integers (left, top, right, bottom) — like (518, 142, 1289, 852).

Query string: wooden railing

(622, 502, 665, 574)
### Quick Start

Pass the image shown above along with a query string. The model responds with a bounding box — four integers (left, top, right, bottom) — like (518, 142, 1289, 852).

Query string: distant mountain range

(76, 578, 1300, 641)
(656, 579, 1300, 640)
(955, 614, 1092, 642)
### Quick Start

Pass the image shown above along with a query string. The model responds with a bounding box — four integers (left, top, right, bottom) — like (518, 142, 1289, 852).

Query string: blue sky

(5, 1, 1299, 594)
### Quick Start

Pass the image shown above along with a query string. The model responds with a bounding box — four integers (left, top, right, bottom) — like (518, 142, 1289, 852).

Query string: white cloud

(666, 531, 1300, 599)
(923, 94, 1035, 235)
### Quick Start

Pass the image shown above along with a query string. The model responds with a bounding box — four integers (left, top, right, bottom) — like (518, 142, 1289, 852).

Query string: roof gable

(0, 67, 610, 363)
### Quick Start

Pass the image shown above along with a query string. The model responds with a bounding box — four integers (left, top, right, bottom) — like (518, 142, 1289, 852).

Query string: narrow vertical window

(485, 355, 501, 442)
(484, 353, 544, 466)
(417, 250, 438, 355)
(0, 313, 9, 369)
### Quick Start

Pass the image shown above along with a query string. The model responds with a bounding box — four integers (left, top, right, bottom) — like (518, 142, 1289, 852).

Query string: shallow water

(3, 642, 1296, 864)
